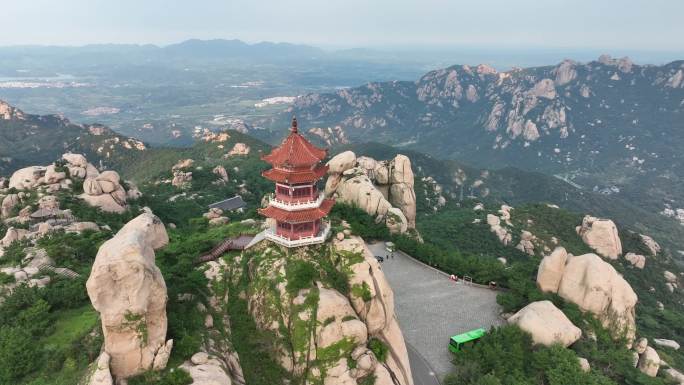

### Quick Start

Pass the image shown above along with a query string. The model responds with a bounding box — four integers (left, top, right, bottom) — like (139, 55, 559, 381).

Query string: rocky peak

(554, 59, 578, 86)
(476, 63, 498, 75)
(0, 99, 25, 120)
(596, 54, 634, 73)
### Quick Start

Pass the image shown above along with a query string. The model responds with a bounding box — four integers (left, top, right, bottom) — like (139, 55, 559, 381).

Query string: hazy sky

(1, 0, 683, 51)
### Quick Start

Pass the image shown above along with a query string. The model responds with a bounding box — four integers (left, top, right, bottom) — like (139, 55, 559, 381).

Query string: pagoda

(258, 117, 334, 247)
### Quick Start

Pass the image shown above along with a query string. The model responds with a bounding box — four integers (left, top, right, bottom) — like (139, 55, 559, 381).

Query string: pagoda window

(293, 186, 311, 198)
(277, 185, 290, 196)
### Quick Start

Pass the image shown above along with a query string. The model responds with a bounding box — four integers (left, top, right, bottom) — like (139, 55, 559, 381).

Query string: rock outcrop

(236, 234, 413, 385)
(86, 212, 171, 379)
(624, 252, 646, 269)
(653, 338, 680, 350)
(5, 153, 134, 213)
(486, 206, 514, 246)
(537, 252, 638, 343)
(172, 158, 194, 171)
(516, 230, 536, 255)
(227, 143, 251, 156)
(507, 300, 581, 347)
(536, 247, 569, 292)
(180, 353, 235, 385)
(172, 171, 193, 188)
(334, 236, 413, 385)
(1, 193, 20, 218)
(640, 234, 661, 256)
(638, 346, 660, 377)
(81, 170, 129, 213)
(9, 166, 47, 190)
(665, 368, 684, 384)
(576, 215, 622, 259)
(326, 151, 417, 233)
(212, 165, 229, 182)
(86, 352, 114, 385)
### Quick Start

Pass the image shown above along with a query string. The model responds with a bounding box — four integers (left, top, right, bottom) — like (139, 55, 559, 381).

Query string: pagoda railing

(269, 193, 325, 211)
(265, 222, 331, 247)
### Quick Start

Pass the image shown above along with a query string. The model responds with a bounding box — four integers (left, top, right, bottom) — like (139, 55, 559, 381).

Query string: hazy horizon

(2, 0, 683, 52)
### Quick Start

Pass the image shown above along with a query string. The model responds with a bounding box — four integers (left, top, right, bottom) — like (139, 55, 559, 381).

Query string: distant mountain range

(254, 55, 684, 222)
(0, 39, 328, 74)
(162, 39, 325, 60)
(0, 100, 146, 174)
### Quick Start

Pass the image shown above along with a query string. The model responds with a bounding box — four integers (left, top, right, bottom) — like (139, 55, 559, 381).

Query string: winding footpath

(366, 242, 503, 384)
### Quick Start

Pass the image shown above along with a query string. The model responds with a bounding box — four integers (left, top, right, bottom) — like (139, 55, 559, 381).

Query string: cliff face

(217, 231, 413, 385)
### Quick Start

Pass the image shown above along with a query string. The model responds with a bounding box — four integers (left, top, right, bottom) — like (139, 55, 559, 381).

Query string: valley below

(1, 46, 684, 385)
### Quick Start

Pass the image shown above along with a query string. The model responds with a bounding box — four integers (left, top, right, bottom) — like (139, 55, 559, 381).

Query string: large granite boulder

(171, 171, 193, 188)
(1, 227, 29, 247)
(486, 211, 512, 245)
(81, 170, 129, 213)
(86, 352, 114, 385)
(62, 152, 97, 179)
(62, 153, 88, 168)
(180, 354, 234, 385)
(333, 169, 405, 233)
(653, 338, 680, 350)
(624, 252, 646, 269)
(80, 194, 127, 214)
(638, 346, 660, 377)
(507, 300, 581, 347)
(9, 166, 47, 190)
(317, 287, 368, 348)
(172, 158, 194, 170)
(665, 368, 684, 384)
(537, 251, 638, 344)
(557, 254, 637, 343)
(639, 234, 661, 256)
(326, 152, 416, 233)
(576, 215, 622, 259)
(227, 143, 250, 156)
(327, 151, 357, 174)
(212, 165, 229, 182)
(44, 164, 67, 184)
(537, 247, 568, 292)
(1, 193, 20, 218)
(86, 212, 171, 379)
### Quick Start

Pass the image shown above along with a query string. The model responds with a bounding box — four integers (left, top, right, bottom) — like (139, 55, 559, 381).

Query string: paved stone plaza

(367, 242, 503, 381)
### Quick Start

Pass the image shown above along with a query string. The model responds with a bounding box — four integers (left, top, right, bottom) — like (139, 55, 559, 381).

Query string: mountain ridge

(0, 100, 146, 174)
(250, 55, 684, 229)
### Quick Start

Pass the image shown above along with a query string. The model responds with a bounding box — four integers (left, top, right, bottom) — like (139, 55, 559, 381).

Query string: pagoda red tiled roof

(262, 164, 328, 184)
(262, 131, 327, 167)
(259, 198, 335, 223)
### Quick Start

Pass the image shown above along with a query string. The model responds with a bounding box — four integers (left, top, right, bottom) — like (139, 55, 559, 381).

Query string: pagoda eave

(262, 165, 329, 184)
(261, 131, 328, 167)
(259, 199, 335, 223)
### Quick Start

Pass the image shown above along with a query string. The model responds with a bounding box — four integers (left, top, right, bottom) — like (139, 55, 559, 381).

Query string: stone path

(367, 242, 503, 381)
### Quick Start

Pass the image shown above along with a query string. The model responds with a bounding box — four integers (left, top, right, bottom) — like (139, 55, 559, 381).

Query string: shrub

(330, 204, 390, 240)
(128, 368, 193, 385)
(0, 272, 15, 285)
(285, 260, 319, 295)
(368, 338, 388, 362)
(0, 326, 39, 383)
(351, 282, 372, 302)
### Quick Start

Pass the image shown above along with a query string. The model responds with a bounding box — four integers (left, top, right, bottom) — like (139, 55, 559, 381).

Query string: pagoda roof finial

(291, 116, 298, 133)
